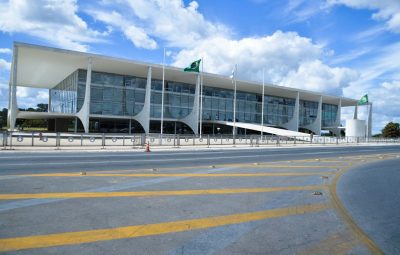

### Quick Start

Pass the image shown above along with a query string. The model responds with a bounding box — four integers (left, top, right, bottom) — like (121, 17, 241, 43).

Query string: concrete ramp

(17, 111, 76, 119)
(211, 121, 311, 140)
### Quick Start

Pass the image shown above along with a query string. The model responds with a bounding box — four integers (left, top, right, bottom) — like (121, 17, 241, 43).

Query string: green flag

(358, 94, 368, 105)
(184, 59, 201, 72)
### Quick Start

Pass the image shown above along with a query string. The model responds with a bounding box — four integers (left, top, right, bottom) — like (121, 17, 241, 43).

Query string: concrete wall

(346, 119, 366, 137)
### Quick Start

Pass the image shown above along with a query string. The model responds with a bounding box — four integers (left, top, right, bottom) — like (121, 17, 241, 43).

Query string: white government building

(7, 42, 372, 138)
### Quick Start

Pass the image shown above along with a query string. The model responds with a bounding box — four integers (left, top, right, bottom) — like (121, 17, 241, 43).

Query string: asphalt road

(0, 145, 399, 254)
(338, 158, 400, 254)
(1, 145, 400, 174)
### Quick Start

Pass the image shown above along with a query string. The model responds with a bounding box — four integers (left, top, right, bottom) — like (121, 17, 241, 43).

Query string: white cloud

(0, 81, 7, 108)
(284, 0, 328, 24)
(174, 31, 322, 78)
(0, 0, 109, 51)
(16, 87, 48, 109)
(172, 31, 356, 96)
(88, 0, 229, 49)
(280, 60, 359, 95)
(368, 80, 400, 132)
(327, 0, 400, 33)
(37, 91, 49, 101)
(88, 10, 157, 49)
(343, 42, 400, 133)
(90, 0, 359, 98)
(16, 86, 29, 98)
(0, 58, 11, 70)
(0, 48, 12, 54)
(348, 42, 400, 86)
(91, 1, 357, 96)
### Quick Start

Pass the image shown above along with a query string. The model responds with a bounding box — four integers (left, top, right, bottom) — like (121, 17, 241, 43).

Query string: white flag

(229, 68, 235, 80)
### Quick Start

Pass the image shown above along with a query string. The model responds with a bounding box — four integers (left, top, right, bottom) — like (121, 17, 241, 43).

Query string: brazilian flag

(357, 94, 368, 105)
(184, 59, 201, 72)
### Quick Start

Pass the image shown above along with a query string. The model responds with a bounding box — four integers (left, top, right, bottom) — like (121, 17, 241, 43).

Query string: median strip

(0, 203, 329, 252)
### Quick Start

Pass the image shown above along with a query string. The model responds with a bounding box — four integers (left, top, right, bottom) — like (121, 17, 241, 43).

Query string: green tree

(382, 122, 400, 138)
(0, 108, 7, 129)
(36, 103, 48, 112)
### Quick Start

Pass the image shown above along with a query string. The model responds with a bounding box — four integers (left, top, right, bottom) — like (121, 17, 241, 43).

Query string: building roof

(13, 42, 357, 106)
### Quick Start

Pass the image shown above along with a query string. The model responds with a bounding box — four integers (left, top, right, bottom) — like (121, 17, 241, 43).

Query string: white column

(48, 88, 52, 112)
(316, 96, 322, 135)
(335, 99, 342, 137)
(353, 104, 358, 119)
(260, 68, 265, 138)
(160, 49, 166, 136)
(134, 66, 152, 134)
(302, 96, 322, 135)
(232, 64, 237, 136)
(7, 45, 18, 131)
(76, 58, 92, 133)
(282, 92, 299, 131)
(367, 103, 372, 137)
(336, 99, 342, 127)
(74, 117, 78, 133)
(199, 58, 204, 137)
(326, 98, 342, 138)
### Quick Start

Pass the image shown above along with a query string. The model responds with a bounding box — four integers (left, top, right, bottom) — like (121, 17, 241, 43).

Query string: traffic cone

(145, 142, 151, 152)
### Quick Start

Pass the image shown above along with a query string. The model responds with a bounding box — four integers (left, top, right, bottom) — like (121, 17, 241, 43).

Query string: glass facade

(50, 70, 78, 113)
(50, 69, 340, 132)
(77, 70, 146, 116)
(202, 87, 295, 126)
(322, 103, 338, 127)
(299, 100, 318, 126)
(150, 80, 195, 119)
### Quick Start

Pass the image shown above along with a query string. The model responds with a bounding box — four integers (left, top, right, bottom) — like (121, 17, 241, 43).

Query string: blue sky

(0, 0, 399, 133)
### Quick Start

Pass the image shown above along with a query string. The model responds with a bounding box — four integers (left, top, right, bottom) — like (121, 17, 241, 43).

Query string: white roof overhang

(14, 42, 357, 107)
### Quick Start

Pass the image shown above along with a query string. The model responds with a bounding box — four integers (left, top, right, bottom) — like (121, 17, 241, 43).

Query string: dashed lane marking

(0, 203, 329, 252)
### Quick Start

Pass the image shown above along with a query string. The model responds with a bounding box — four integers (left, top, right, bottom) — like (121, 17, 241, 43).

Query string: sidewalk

(1, 142, 398, 153)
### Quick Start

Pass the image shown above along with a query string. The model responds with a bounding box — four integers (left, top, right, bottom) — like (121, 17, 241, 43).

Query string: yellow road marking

(329, 165, 384, 255)
(91, 164, 337, 174)
(0, 185, 326, 200)
(21, 172, 334, 177)
(297, 231, 359, 255)
(241, 165, 339, 168)
(0, 203, 329, 252)
(288, 159, 345, 163)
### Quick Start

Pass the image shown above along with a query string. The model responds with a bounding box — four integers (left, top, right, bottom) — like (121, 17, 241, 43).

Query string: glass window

(135, 90, 145, 103)
(103, 87, 113, 101)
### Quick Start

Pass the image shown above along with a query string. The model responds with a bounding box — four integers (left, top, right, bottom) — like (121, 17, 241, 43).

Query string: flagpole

(368, 102, 372, 139)
(199, 57, 204, 138)
(261, 68, 265, 141)
(366, 103, 369, 139)
(160, 48, 166, 138)
(233, 64, 237, 138)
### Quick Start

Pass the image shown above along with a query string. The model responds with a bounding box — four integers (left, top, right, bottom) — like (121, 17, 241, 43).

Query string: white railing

(1, 131, 400, 149)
